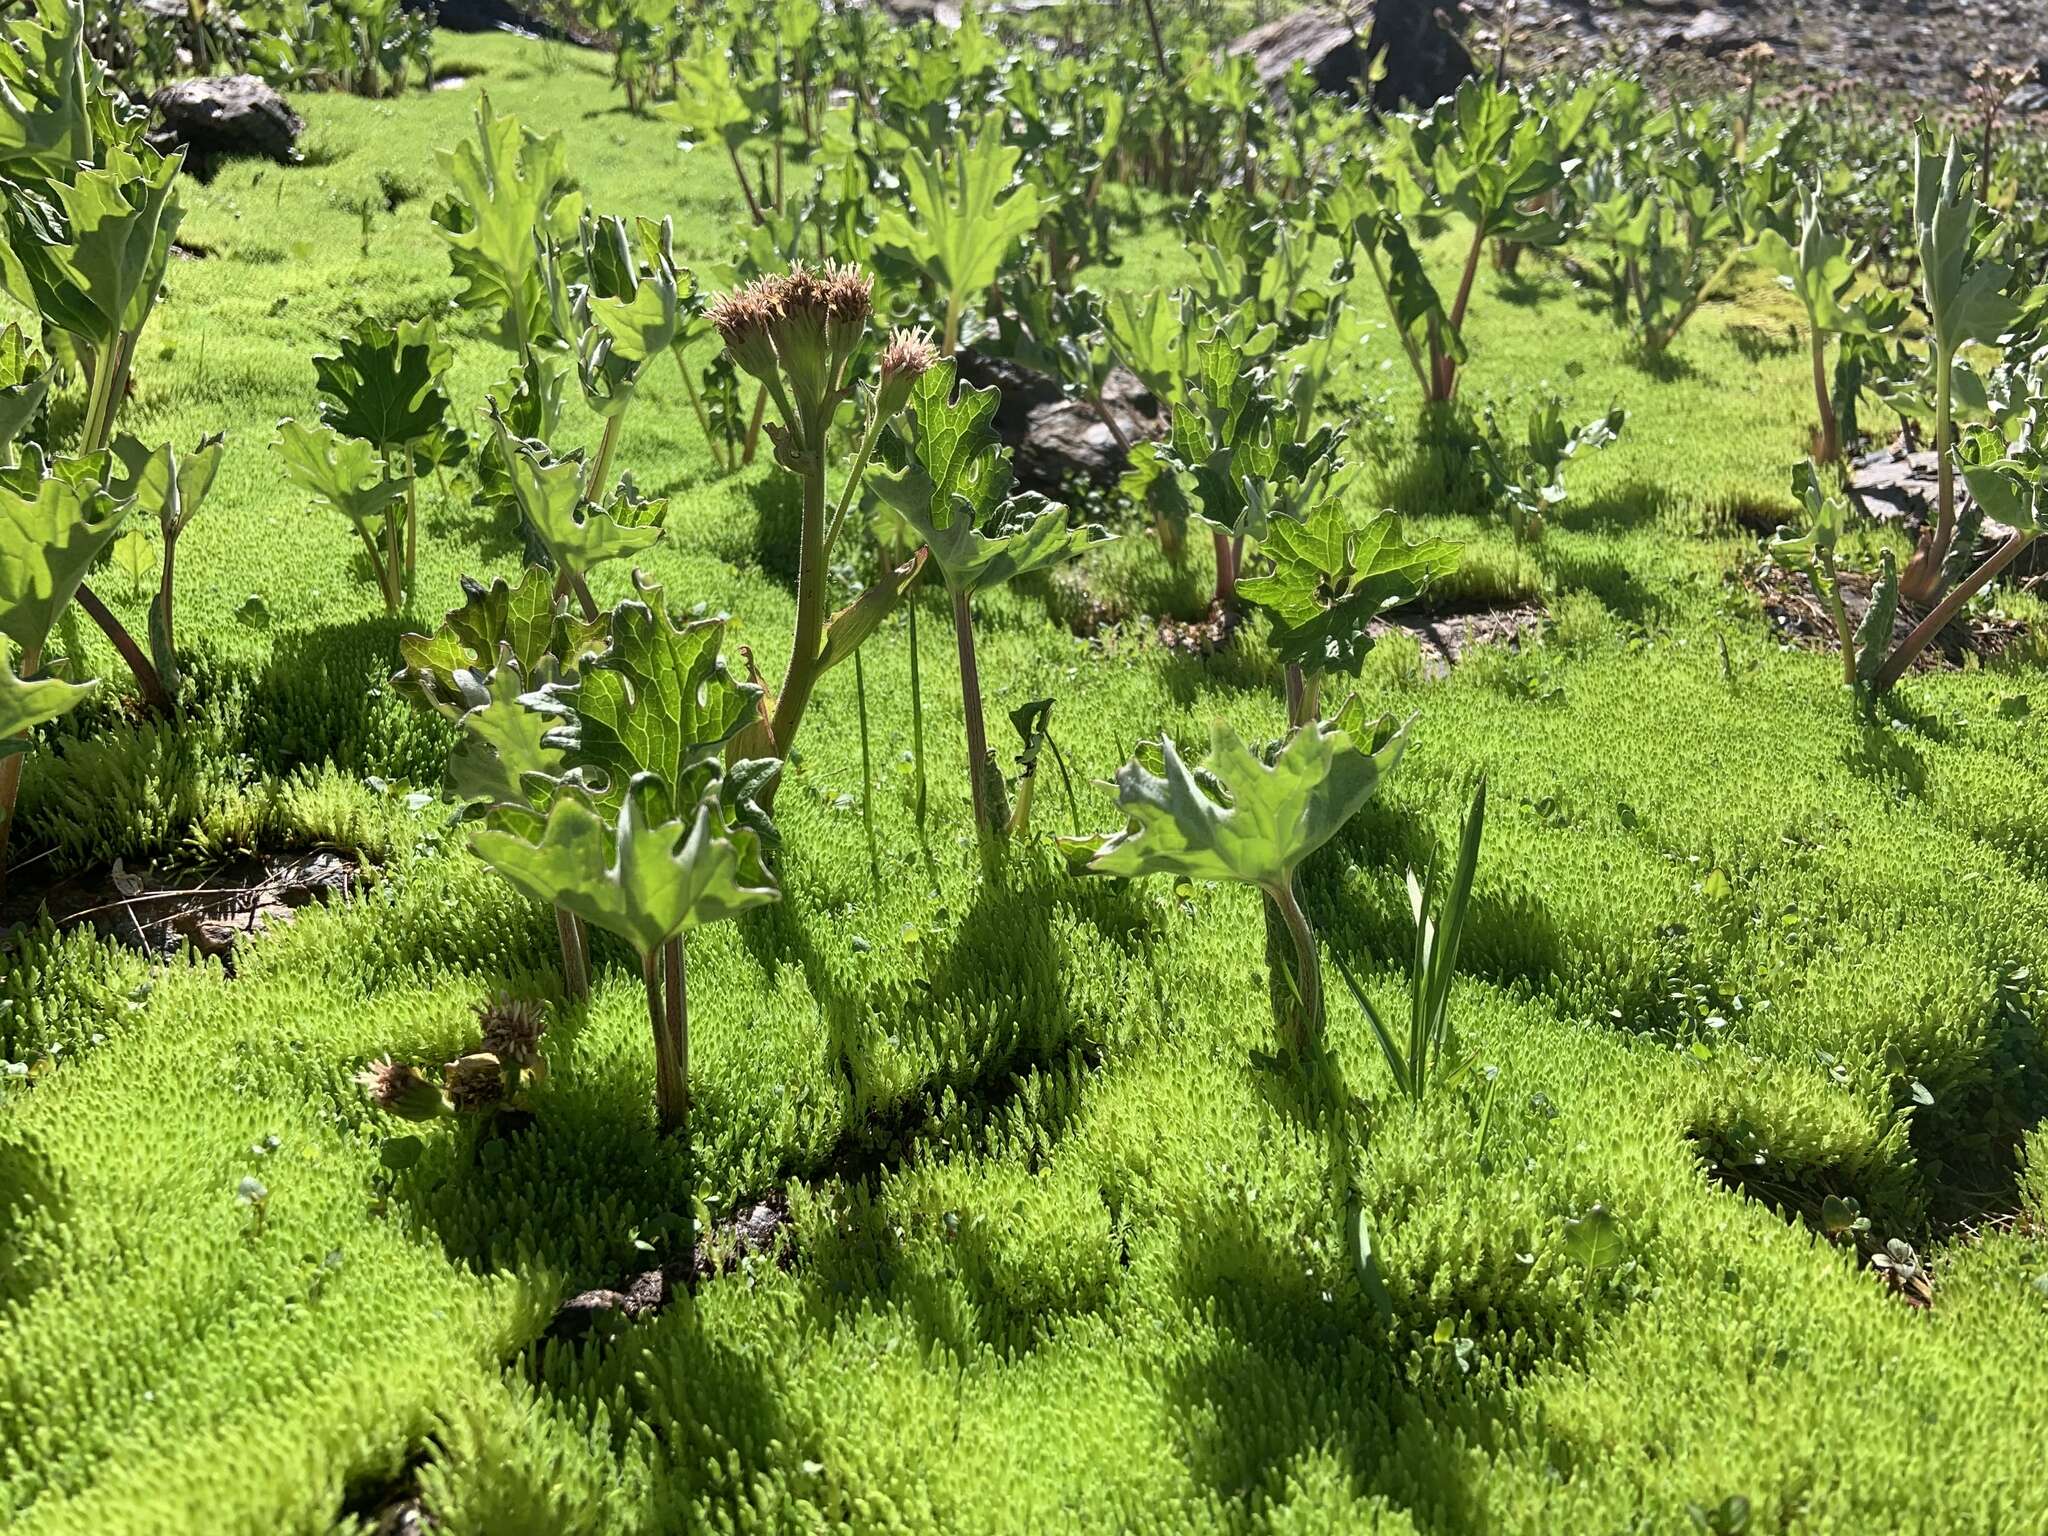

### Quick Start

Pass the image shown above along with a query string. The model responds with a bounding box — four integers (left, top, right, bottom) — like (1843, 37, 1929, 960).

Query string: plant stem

(741, 385, 768, 466)
(950, 583, 993, 840)
(645, 941, 689, 1136)
(555, 905, 589, 1000)
(908, 598, 929, 837)
(854, 644, 879, 893)
(1269, 876, 1322, 1055)
(587, 411, 624, 508)
(158, 521, 179, 663)
(726, 141, 765, 225)
(823, 403, 884, 555)
(72, 583, 171, 713)
(1284, 663, 1320, 731)
(1440, 219, 1488, 399)
(1810, 327, 1839, 464)
(941, 291, 964, 358)
(1086, 391, 1133, 454)
(1212, 531, 1236, 608)
(1655, 244, 1744, 353)
(673, 348, 728, 472)
(1873, 529, 2035, 693)
(80, 332, 133, 453)
(0, 642, 40, 891)
(1814, 561, 1855, 689)
(403, 446, 418, 585)
(766, 439, 829, 760)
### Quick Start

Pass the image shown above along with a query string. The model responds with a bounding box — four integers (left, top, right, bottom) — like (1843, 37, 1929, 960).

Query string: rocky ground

(1458, 0, 2048, 108)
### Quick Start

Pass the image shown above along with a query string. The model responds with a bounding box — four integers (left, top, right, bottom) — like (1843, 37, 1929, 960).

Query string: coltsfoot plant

(709, 266, 935, 773)
(1065, 700, 1409, 1055)
(871, 356, 1112, 846)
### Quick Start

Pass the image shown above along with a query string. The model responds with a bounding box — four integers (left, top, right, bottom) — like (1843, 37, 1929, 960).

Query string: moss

(2, 29, 2046, 1536)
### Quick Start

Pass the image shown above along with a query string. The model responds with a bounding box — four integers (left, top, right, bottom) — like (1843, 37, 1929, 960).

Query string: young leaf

(583, 214, 690, 365)
(868, 359, 1110, 595)
(0, 649, 92, 754)
(1064, 710, 1410, 897)
(0, 0, 97, 177)
(1914, 137, 2025, 363)
(109, 431, 224, 540)
(272, 419, 410, 538)
(433, 96, 579, 330)
(537, 576, 760, 817)
(1238, 506, 1461, 676)
(873, 138, 1041, 342)
(0, 447, 129, 655)
(393, 565, 603, 717)
(1560, 1204, 1626, 1271)
(470, 774, 778, 961)
(0, 324, 51, 453)
(313, 321, 455, 460)
(3, 144, 182, 356)
(487, 409, 663, 578)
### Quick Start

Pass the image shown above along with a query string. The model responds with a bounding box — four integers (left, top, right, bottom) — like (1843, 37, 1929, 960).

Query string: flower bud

(874, 328, 939, 423)
(768, 263, 835, 413)
(354, 1057, 446, 1122)
(443, 1051, 509, 1114)
(477, 990, 547, 1067)
(709, 280, 781, 386)
(821, 260, 874, 378)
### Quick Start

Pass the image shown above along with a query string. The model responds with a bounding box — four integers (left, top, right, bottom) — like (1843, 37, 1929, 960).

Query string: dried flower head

(477, 990, 546, 1066)
(875, 327, 940, 421)
(709, 278, 781, 383)
(879, 327, 938, 381)
(443, 1051, 508, 1114)
(821, 261, 873, 326)
(353, 1056, 446, 1122)
(765, 262, 835, 408)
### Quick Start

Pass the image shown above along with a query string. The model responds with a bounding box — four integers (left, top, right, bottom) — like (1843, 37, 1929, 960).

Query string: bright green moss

(0, 30, 2044, 1536)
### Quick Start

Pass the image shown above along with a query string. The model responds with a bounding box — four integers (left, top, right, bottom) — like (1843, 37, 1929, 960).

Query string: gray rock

(1662, 9, 1755, 54)
(147, 75, 303, 168)
(954, 348, 1165, 495)
(1229, 1, 1474, 110)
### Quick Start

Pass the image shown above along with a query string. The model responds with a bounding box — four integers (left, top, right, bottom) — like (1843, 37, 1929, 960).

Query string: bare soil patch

(0, 849, 358, 969)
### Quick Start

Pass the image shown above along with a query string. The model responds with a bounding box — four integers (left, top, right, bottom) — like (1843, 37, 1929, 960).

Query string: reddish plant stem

(951, 583, 993, 839)
(72, 584, 172, 715)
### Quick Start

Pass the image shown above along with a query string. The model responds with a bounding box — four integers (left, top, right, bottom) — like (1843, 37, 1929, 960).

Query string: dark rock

(147, 75, 302, 168)
(734, 1200, 785, 1250)
(954, 348, 1165, 496)
(1229, 1, 1474, 110)
(547, 1287, 632, 1341)
(621, 1266, 669, 1314)
(400, 0, 587, 39)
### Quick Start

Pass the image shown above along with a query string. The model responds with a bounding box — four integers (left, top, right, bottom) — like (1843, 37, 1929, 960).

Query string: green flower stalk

(709, 266, 933, 772)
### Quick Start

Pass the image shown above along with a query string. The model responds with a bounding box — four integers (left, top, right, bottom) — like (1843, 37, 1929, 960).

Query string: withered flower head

(766, 262, 835, 409)
(354, 1056, 446, 1122)
(875, 327, 940, 422)
(822, 261, 875, 383)
(476, 990, 546, 1067)
(709, 278, 781, 383)
(822, 260, 874, 327)
(443, 1051, 509, 1114)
